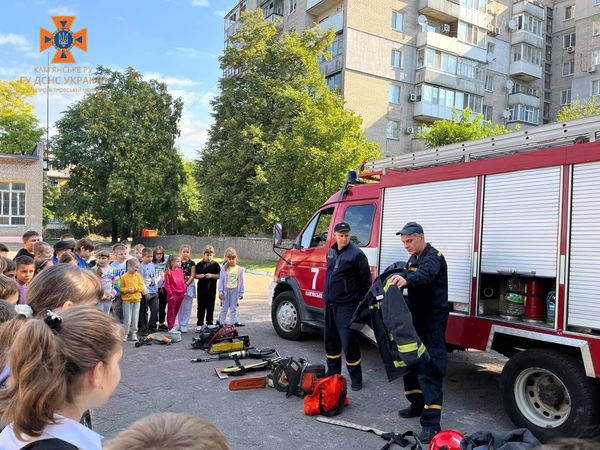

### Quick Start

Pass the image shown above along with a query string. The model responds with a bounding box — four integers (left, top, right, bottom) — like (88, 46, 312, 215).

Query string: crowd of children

(0, 231, 246, 343)
(0, 231, 247, 448)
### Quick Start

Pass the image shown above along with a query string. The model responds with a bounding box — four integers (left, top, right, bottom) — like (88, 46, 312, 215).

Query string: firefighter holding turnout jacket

(388, 222, 449, 444)
(323, 222, 372, 391)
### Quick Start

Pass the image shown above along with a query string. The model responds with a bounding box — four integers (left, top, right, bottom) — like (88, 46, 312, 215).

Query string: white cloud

(112, 15, 126, 22)
(48, 6, 77, 16)
(169, 46, 218, 59)
(214, 10, 227, 18)
(191, 0, 210, 6)
(0, 33, 32, 52)
(143, 72, 200, 88)
(177, 110, 210, 159)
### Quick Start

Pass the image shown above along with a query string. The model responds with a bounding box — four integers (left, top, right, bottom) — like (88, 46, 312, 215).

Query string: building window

(387, 120, 400, 139)
(560, 89, 572, 105)
(459, 0, 486, 13)
(592, 50, 600, 66)
(487, 42, 495, 54)
(562, 60, 575, 76)
(512, 43, 542, 65)
(458, 21, 486, 48)
(485, 74, 493, 92)
(288, 0, 296, 14)
(509, 104, 540, 124)
(592, 80, 600, 96)
(563, 33, 576, 49)
(325, 72, 341, 91)
(0, 182, 25, 226)
(392, 11, 404, 32)
(416, 84, 483, 113)
(594, 21, 600, 36)
(565, 5, 574, 20)
(392, 49, 402, 69)
(388, 85, 401, 104)
(595, 0, 600, 5)
(483, 105, 493, 122)
(516, 14, 543, 36)
(417, 47, 484, 82)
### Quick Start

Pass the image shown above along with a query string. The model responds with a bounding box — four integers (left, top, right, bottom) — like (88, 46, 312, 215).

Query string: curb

(244, 268, 274, 277)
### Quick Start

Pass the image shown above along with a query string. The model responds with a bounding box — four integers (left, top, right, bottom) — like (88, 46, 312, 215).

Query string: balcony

(509, 60, 542, 80)
(413, 102, 479, 122)
(512, 0, 545, 20)
(418, 0, 486, 28)
(415, 68, 484, 96)
(417, 30, 487, 63)
(508, 92, 541, 108)
(225, 21, 241, 39)
(318, 9, 343, 34)
(510, 29, 544, 48)
(320, 54, 343, 76)
(307, 0, 340, 16)
(265, 12, 284, 22)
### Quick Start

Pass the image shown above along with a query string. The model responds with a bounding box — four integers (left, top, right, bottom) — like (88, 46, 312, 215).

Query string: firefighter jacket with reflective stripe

(323, 242, 371, 306)
(350, 263, 430, 382)
(404, 243, 449, 335)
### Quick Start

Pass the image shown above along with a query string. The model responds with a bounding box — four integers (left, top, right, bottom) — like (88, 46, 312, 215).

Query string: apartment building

(224, 1, 599, 156)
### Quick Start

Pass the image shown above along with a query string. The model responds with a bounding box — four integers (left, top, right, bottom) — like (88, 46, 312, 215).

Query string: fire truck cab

(270, 116, 600, 441)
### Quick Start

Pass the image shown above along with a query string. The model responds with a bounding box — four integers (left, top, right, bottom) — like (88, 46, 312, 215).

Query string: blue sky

(0, 0, 239, 159)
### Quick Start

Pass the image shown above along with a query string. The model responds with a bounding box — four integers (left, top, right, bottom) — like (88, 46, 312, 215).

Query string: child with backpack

(218, 247, 245, 327)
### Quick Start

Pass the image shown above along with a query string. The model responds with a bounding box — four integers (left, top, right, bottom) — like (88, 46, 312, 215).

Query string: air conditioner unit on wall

(588, 66, 597, 73)
(442, 24, 451, 33)
(408, 93, 418, 102)
(567, 46, 575, 53)
(405, 126, 415, 135)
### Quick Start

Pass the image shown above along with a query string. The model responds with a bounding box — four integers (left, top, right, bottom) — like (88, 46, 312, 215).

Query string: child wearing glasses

(218, 247, 245, 327)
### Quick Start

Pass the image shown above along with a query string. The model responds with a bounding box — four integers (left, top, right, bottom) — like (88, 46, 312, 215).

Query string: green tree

(556, 97, 600, 122)
(418, 108, 514, 147)
(52, 67, 187, 242)
(198, 11, 380, 235)
(0, 79, 44, 153)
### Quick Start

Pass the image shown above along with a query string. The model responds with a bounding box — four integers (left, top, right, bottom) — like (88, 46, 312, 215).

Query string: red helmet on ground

(428, 430, 464, 450)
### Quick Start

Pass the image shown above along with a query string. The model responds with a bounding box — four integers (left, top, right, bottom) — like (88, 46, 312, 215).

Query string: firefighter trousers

(403, 327, 447, 430)
(324, 303, 362, 384)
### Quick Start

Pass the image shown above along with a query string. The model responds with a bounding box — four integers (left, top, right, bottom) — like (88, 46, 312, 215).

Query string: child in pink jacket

(164, 254, 186, 332)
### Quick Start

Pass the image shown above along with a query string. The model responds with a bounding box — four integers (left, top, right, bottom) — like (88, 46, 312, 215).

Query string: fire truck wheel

(501, 348, 600, 442)
(272, 291, 303, 340)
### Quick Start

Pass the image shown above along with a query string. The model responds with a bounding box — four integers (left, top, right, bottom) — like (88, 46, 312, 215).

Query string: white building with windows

(0, 145, 43, 243)
(225, 1, 598, 156)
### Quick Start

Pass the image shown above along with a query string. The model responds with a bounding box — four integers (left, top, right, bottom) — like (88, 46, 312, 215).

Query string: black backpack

(21, 438, 78, 450)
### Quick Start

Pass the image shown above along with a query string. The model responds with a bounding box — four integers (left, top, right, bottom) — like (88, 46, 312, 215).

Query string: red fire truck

(270, 116, 600, 440)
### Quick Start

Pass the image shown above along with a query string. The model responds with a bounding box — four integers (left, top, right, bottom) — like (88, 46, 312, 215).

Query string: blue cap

(396, 222, 424, 235)
(334, 222, 351, 232)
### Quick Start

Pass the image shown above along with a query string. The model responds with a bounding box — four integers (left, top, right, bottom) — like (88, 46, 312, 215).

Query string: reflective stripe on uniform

(424, 404, 442, 410)
(417, 343, 426, 357)
(404, 389, 423, 395)
(393, 360, 407, 368)
(327, 353, 342, 359)
(346, 359, 362, 367)
(397, 342, 418, 353)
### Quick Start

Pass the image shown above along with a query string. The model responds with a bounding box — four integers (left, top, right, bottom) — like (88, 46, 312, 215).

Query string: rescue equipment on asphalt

(191, 324, 237, 350)
(428, 430, 464, 450)
(228, 376, 271, 390)
(190, 347, 276, 362)
(272, 357, 325, 397)
(316, 416, 423, 449)
(304, 374, 350, 417)
(206, 336, 250, 354)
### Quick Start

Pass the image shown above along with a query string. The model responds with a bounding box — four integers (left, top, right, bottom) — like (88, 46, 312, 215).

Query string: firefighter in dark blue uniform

(388, 222, 448, 444)
(323, 222, 372, 391)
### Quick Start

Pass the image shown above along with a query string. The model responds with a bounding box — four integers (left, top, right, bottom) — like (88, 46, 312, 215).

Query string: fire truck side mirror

(273, 223, 283, 247)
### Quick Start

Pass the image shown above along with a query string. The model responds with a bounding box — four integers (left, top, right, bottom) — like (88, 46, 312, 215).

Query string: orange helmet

(428, 430, 464, 450)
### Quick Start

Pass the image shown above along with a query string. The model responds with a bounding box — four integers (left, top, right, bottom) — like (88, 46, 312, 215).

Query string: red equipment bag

(303, 374, 350, 417)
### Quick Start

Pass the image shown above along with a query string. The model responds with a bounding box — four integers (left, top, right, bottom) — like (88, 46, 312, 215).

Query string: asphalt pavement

(95, 273, 514, 449)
